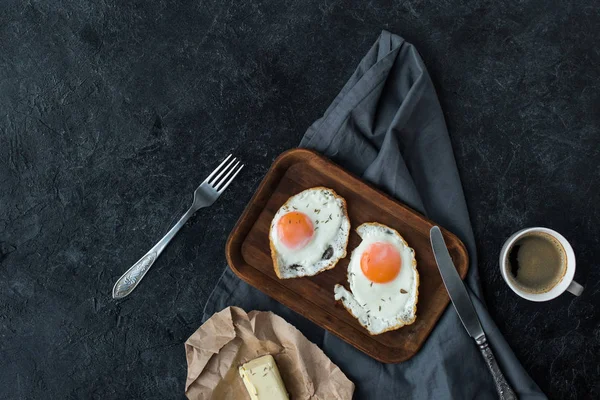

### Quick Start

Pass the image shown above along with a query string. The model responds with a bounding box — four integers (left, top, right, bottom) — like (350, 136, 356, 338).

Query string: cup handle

(567, 280, 584, 296)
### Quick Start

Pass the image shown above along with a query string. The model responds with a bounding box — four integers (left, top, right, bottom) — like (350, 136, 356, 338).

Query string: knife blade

(430, 226, 517, 400)
(430, 225, 484, 340)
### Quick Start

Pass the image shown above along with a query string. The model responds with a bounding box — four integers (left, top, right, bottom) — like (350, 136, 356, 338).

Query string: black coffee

(507, 232, 567, 294)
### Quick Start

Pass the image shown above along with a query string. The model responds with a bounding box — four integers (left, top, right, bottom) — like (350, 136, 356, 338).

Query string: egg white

(334, 223, 419, 334)
(270, 187, 350, 278)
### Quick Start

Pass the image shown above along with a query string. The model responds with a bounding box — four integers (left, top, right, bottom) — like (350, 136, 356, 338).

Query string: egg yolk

(360, 242, 402, 283)
(277, 211, 314, 250)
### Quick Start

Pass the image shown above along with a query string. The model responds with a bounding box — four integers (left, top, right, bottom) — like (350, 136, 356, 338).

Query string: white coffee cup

(499, 227, 584, 301)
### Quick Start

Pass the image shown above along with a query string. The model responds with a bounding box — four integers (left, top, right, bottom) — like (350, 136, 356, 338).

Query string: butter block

(238, 355, 289, 400)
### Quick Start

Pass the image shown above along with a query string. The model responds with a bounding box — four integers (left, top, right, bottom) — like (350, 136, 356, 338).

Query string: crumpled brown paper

(185, 306, 354, 400)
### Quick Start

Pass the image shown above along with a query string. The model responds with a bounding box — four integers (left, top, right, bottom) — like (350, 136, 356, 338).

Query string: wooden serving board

(226, 149, 469, 363)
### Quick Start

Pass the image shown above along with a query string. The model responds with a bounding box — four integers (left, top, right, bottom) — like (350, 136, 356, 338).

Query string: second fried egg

(334, 222, 419, 335)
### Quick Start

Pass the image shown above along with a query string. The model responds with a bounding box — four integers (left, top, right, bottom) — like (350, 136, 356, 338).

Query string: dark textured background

(1, 0, 599, 399)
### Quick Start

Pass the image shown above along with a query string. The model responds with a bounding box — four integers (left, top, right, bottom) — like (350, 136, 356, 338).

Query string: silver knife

(430, 226, 517, 400)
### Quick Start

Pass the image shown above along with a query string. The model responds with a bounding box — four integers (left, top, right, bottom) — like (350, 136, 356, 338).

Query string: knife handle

(476, 335, 517, 400)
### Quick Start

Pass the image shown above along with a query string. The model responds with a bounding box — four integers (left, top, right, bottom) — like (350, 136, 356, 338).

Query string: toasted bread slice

(269, 187, 350, 279)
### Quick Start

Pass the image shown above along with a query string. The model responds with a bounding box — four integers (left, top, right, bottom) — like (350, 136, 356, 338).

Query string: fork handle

(112, 205, 197, 299)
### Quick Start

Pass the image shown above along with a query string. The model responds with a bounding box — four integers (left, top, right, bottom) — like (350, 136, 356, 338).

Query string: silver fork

(112, 154, 244, 299)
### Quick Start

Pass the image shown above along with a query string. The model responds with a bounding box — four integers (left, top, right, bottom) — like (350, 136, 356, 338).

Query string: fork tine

(204, 154, 232, 183)
(214, 160, 240, 190)
(218, 164, 244, 193)
(208, 157, 237, 185)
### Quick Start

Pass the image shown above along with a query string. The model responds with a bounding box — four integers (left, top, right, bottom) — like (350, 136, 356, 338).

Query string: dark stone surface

(1, 1, 598, 399)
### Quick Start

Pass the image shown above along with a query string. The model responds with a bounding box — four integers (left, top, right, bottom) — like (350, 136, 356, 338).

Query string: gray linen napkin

(203, 31, 546, 399)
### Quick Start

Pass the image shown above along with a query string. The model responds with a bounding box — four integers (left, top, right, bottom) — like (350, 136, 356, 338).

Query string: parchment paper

(185, 306, 354, 400)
